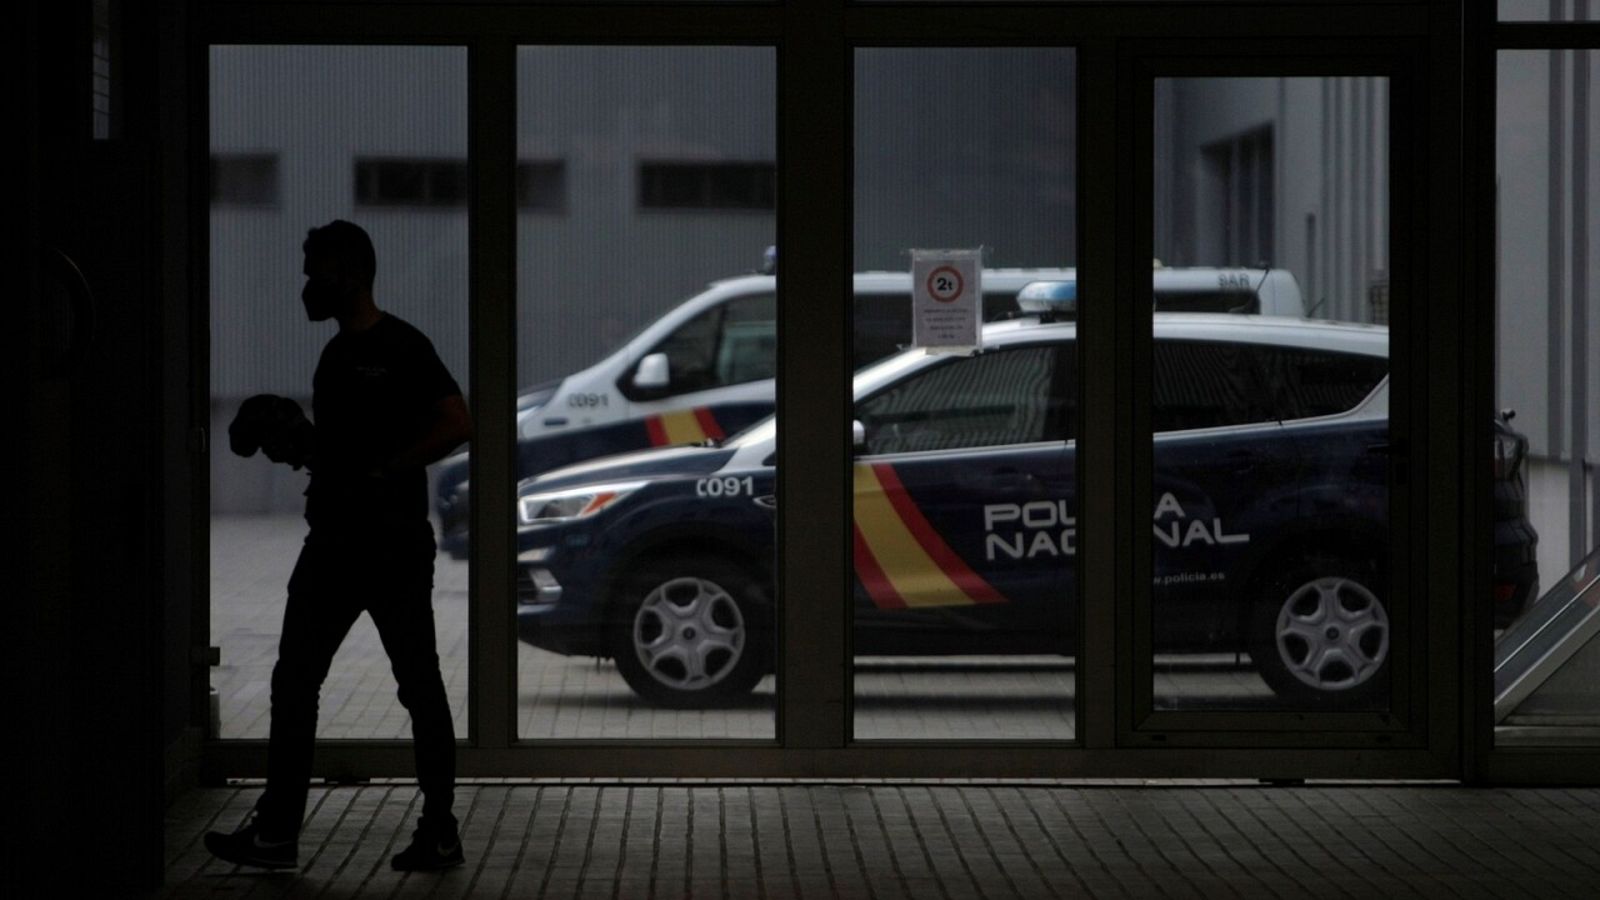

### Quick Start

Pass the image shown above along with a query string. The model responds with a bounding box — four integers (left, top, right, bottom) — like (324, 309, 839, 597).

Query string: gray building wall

(210, 46, 1079, 513)
(219, 55, 1579, 547)
(1496, 49, 1599, 576)
(1154, 76, 1389, 325)
(853, 49, 1078, 271)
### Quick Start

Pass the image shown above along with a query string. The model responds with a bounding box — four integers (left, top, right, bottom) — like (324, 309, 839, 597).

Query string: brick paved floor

(156, 782, 1600, 898)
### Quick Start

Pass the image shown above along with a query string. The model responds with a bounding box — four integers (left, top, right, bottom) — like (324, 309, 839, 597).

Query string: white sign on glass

(911, 248, 983, 353)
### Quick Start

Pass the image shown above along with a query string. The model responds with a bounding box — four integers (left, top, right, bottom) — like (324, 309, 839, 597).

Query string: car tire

(1249, 554, 1390, 708)
(608, 555, 768, 708)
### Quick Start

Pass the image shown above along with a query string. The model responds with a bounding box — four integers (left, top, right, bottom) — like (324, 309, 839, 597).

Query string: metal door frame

(194, 0, 1470, 783)
(1466, 3, 1600, 785)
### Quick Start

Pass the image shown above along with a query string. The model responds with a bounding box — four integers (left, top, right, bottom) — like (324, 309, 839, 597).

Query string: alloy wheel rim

(1274, 575, 1389, 692)
(633, 576, 746, 691)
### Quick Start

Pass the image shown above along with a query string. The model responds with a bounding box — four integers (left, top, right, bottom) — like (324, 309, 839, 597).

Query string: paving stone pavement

(211, 516, 1272, 745)
(155, 782, 1600, 898)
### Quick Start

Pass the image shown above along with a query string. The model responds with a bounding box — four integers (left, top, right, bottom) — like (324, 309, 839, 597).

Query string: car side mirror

(852, 419, 867, 452)
(632, 352, 670, 391)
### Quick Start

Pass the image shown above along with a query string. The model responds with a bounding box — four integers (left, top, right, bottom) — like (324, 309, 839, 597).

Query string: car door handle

(984, 467, 1041, 491)
(1226, 449, 1257, 470)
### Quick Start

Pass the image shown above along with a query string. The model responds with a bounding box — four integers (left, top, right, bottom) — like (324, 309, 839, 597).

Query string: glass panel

(509, 47, 777, 739)
(209, 46, 470, 740)
(852, 49, 1078, 741)
(1500, 0, 1598, 22)
(1493, 50, 1600, 746)
(91, 0, 115, 140)
(1150, 77, 1393, 712)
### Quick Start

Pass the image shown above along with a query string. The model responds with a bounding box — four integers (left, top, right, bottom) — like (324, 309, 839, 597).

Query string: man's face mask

(302, 280, 350, 321)
(301, 258, 355, 321)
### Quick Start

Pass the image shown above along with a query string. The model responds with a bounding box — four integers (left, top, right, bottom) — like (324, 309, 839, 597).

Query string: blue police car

(512, 303, 1538, 709)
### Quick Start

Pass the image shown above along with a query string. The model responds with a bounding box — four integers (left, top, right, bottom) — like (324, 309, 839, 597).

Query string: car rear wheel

(1250, 555, 1390, 708)
(609, 555, 767, 708)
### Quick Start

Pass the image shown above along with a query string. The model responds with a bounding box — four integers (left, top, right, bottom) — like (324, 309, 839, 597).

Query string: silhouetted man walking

(207, 220, 472, 872)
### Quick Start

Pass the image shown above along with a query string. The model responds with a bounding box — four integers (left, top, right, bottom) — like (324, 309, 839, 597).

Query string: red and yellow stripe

(852, 462, 1006, 609)
(645, 407, 726, 447)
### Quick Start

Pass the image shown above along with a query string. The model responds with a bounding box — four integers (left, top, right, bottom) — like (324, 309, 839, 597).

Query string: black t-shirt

(305, 313, 461, 534)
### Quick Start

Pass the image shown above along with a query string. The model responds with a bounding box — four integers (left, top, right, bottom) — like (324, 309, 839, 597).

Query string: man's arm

(377, 394, 472, 476)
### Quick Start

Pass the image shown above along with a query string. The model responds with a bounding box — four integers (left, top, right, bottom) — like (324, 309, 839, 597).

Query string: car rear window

(1254, 345, 1387, 419)
(1152, 339, 1387, 432)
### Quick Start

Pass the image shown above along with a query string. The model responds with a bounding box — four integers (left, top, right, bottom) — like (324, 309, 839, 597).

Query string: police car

(436, 262, 1306, 556)
(512, 288, 1536, 707)
(512, 295, 1538, 709)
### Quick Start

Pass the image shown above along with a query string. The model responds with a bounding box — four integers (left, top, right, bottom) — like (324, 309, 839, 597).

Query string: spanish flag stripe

(657, 409, 705, 445)
(692, 407, 725, 441)
(871, 463, 1007, 605)
(645, 416, 670, 447)
(853, 464, 955, 607)
(852, 523, 906, 609)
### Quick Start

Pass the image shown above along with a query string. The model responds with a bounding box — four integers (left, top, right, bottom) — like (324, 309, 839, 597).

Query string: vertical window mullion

(778, 4, 849, 749)
(1078, 39, 1121, 751)
(468, 38, 517, 753)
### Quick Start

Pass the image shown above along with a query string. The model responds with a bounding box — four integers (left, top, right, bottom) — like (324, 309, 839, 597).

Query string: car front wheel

(1250, 555, 1390, 708)
(609, 555, 768, 708)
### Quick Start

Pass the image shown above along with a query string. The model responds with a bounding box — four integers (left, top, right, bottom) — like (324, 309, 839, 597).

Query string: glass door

(1122, 47, 1440, 761)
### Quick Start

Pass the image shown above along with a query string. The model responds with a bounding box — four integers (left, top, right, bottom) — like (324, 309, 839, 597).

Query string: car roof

(704, 269, 1079, 294)
(980, 313, 1389, 356)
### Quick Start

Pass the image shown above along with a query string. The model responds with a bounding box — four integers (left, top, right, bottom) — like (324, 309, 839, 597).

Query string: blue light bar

(1015, 280, 1077, 315)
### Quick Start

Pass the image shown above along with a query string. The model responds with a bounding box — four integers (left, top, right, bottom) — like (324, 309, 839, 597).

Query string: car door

(619, 291, 777, 447)
(852, 341, 1076, 654)
(1149, 338, 1292, 652)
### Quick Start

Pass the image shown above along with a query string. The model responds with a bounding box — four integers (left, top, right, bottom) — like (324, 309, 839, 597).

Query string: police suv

(436, 263, 1306, 556)
(511, 285, 1540, 710)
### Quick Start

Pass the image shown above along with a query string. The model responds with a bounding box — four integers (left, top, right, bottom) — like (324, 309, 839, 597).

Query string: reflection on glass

(1150, 77, 1394, 712)
(1493, 50, 1598, 746)
(209, 46, 470, 739)
(852, 49, 1078, 741)
(509, 48, 778, 739)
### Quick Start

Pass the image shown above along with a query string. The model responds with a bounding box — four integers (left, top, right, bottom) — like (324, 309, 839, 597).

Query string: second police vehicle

(510, 281, 1542, 709)
(434, 255, 1306, 556)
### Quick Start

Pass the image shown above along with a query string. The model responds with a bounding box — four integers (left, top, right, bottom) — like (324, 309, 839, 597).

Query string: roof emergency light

(1015, 280, 1077, 319)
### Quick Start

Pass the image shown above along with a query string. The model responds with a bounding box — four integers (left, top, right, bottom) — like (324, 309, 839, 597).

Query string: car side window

(1151, 340, 1273, 432)
(714, 293, 776, 386)
(1253, 345, 1387, 420)
(640, 293, 775, 398)
(856, 345, 1066, 454)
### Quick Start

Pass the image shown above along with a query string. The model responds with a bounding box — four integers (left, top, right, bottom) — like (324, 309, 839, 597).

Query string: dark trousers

(257, 531, 455, 837)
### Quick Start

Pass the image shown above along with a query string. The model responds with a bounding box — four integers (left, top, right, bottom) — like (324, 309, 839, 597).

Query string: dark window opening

(355, 158, 468, 207)
(1202, 127, 1275, 267)
(517, 161, 567, 212)
(210, 154, 279, 206)
(639, 161, 776, 210)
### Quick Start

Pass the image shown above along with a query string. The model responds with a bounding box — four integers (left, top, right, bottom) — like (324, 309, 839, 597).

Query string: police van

(508, 285, 1539, 710)
(435, 261, 1305, 556)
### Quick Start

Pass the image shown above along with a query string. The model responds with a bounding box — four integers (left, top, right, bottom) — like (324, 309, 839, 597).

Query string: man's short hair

(303, 220, 376, 287)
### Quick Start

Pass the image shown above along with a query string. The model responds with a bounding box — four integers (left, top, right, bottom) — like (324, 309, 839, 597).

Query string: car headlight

(517, 481, 647, 526)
